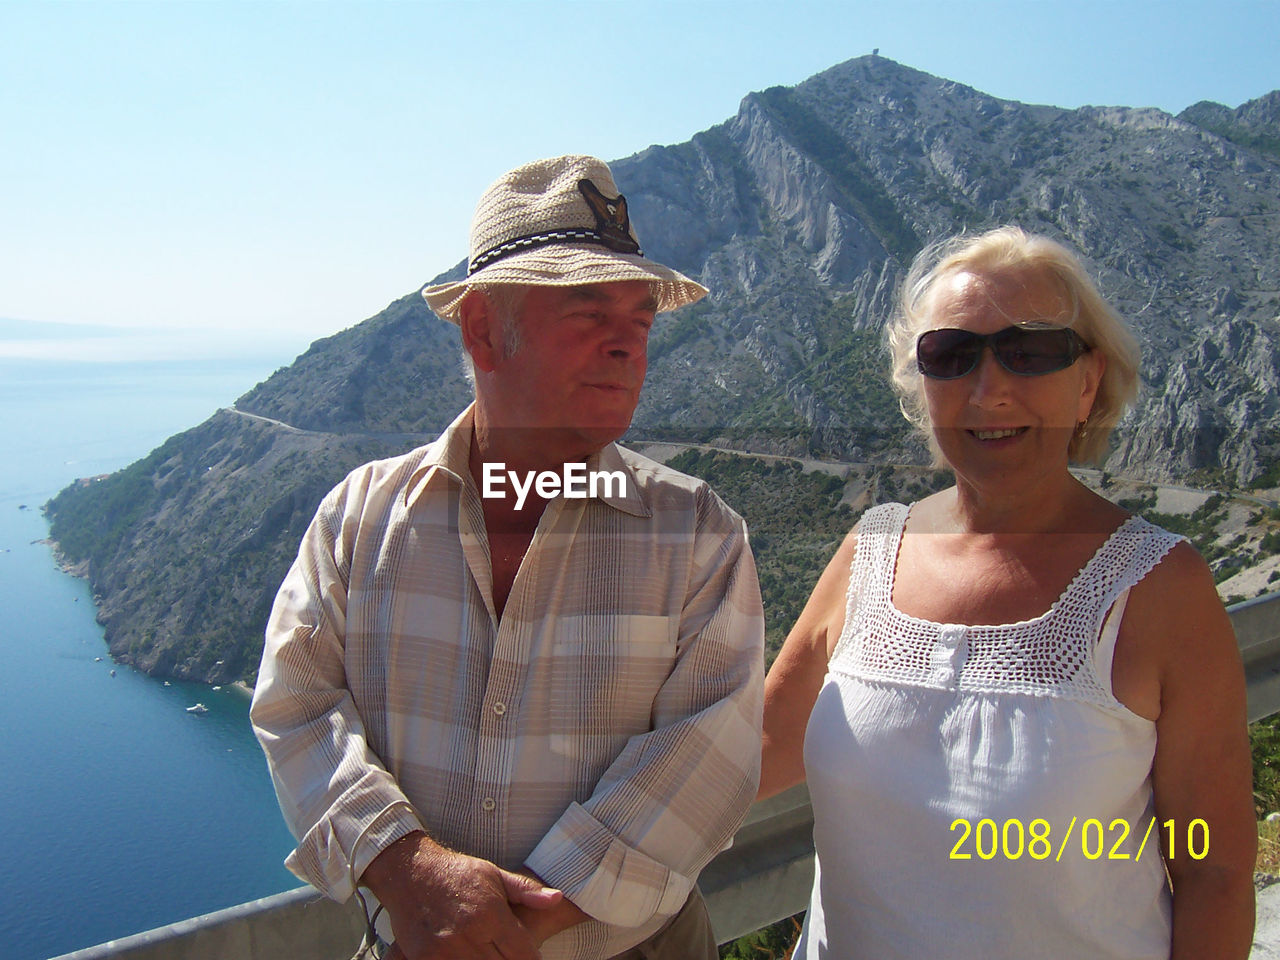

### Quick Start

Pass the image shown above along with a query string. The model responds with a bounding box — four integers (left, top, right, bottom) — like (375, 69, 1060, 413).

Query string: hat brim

(421, 244, 708, 322)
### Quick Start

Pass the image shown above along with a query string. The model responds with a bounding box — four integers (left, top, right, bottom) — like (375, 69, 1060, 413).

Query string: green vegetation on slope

(45, 412, 400, 682)
(803, 298, 908, 449)
(1180, 100, 1280, 162)
(667, 449, 856, 659)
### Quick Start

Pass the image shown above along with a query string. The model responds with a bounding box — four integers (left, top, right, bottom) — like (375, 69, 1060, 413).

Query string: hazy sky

(2, 0, 1277, 353)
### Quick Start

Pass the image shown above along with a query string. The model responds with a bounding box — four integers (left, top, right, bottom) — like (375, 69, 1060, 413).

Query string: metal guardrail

(51, 592, 1280, 960)
(48, 886, 366, 960)
(700, 783, 814, 944)
(1237, 592, 1280, 723)
(48, 784, 817, 960)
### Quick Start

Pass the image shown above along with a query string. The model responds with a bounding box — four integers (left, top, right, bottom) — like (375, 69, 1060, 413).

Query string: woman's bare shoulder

(831, 522, 860, 565)
(782, 522, 862, 661)
(1126, 538, 1235, 665)
(813, 523, 861, 612)
(1133, 536, 1216, 600)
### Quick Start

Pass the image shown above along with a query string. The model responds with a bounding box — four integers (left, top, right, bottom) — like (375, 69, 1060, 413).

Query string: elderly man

(251, 155, 764, 960)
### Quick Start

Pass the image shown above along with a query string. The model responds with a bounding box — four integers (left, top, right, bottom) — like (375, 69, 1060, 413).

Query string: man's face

(483, 279, 658, 455)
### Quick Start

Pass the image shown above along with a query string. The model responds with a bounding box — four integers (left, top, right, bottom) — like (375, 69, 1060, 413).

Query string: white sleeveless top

(796, 502, 1182, 960)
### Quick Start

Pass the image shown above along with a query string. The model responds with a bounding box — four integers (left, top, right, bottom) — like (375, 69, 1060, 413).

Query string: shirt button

(481, 797, 496, 812)
(492, 702, 506, 716)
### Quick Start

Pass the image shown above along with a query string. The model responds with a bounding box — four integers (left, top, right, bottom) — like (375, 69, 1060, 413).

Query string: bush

(1253, 716, 1280, 817)
(720, 914, 803, 959)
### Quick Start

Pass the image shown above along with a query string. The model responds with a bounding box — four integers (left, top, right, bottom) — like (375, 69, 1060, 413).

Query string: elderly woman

(760, 227, 1255, 959)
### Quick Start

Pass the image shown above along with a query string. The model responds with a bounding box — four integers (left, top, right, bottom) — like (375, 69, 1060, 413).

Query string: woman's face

(920, 266, 1105, 490)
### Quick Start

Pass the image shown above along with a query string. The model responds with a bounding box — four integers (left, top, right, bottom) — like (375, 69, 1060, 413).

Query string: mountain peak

(43, 56, 1280, 685)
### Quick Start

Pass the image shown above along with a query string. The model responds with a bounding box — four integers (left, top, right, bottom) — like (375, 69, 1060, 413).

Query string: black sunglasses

(916, 325, 1091, 380)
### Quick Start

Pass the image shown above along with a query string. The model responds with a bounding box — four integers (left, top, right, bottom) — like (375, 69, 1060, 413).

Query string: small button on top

(492, 702, 506, 716)
(481, 797, 496, 812)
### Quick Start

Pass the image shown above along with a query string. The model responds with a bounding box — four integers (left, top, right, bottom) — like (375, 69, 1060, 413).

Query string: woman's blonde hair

(886, 226, 1140, 464)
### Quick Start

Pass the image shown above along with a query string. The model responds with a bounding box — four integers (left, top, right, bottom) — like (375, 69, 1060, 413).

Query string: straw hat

(422, 155, 707, 322)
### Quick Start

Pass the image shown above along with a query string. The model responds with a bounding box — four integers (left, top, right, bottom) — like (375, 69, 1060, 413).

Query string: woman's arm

(1132, 542, 1256, 959)
(758, 527, 859, 800)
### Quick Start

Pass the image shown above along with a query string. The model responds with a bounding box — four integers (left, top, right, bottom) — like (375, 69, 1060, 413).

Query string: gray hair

(459, 283, 528, 386)
(885, 226, 1140, 464)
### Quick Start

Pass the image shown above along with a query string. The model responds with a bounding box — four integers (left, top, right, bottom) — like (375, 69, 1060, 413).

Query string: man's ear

(459, 290, 500, 374)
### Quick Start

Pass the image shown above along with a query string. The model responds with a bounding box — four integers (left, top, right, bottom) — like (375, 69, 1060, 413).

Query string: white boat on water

(186, 703, 209, 715)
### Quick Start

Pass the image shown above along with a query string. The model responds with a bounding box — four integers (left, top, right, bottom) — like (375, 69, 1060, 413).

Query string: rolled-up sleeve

(525, 488, 765, 926)
(250, 483, 424, 903)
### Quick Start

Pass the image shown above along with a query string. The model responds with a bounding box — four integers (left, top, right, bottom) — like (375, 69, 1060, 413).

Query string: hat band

(468, 228, 644, 276)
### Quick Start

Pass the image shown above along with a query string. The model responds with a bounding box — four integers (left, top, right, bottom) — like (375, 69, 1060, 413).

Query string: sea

(0, 332, 312, 959)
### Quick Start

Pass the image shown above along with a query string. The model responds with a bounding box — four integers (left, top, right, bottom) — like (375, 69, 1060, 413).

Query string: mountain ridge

(45, 54, 1280, 682)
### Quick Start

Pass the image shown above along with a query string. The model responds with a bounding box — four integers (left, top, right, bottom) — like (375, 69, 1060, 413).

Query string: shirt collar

(589, 441, 651, 518)
(402, 403, 651, 519)
(402, 404, 475, 508)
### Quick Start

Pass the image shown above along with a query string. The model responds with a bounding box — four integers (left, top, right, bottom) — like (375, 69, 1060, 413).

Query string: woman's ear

(1077, 348, 1107, 424)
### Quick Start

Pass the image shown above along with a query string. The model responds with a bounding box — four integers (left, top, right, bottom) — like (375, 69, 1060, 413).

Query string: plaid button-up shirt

(251, 405, 765, 959)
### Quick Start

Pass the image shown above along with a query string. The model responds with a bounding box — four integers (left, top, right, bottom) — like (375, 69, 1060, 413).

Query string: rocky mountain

(1180, 90, 1280, 162)
(45, 55, 1280, 682)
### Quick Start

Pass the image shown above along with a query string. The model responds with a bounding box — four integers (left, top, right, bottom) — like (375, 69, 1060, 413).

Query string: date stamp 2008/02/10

(948, 817, 1208, 862)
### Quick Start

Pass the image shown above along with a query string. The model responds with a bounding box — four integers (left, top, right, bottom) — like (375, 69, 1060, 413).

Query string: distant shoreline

(35, 535, 91, 581)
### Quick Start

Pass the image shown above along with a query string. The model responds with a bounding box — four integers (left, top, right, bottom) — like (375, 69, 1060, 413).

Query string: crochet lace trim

(832, 502, 1183, 704)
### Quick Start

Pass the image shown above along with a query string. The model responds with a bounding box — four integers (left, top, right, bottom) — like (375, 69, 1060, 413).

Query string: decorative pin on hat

(422, 155, 707, 322)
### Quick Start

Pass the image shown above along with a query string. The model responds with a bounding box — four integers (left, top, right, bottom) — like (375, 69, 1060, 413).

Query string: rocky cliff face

(46, 55, 1280, 681)
(236, 56, 1280, 482)
(1180, 90, 1280, 161)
